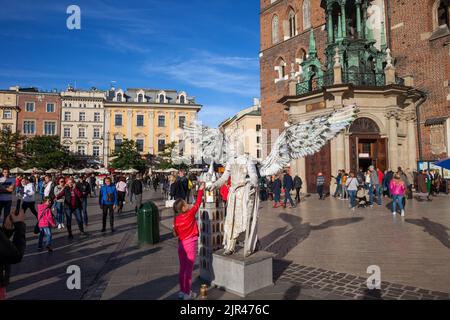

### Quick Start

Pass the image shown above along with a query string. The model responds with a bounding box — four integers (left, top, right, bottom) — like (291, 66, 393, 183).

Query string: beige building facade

(60, 87, 106, 165)
(219, 99, 263, 162)
(0, 89, 19, 132)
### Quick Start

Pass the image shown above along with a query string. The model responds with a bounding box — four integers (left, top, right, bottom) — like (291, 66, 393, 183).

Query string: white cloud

(143, 50, 260, 97)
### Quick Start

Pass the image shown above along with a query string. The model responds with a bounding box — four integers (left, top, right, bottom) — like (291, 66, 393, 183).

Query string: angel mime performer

(209, 133, 259, 257)
(181, 105, 359, 258)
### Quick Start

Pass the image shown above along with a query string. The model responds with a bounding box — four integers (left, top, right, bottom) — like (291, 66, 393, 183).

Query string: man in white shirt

(21, 177, 38, 219)
(43, 175, 54, 199)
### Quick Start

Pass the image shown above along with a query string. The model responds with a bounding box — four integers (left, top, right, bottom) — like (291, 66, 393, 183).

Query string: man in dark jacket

(76, 175, 91, 227)
(56, 178, 86, 239)
(0, 208, 26, 300)
(282, 171, 295, 208)
(293, 175, 303, 203)
(131, 175, 144, 214)
(174, 170, 189, 201)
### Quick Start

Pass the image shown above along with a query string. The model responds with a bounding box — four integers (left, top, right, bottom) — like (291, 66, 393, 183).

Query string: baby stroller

(356, 186, 369, 208)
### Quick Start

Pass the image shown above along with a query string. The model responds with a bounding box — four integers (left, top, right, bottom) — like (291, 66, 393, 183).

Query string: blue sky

(0, 0, 260, 127)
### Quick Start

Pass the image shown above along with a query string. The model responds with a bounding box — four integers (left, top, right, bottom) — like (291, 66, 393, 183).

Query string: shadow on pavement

(405, 217, 450, 250)
(261, 214, 364, 259)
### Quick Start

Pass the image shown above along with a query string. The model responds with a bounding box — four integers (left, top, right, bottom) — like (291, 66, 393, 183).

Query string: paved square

(5, 190, 450, 300)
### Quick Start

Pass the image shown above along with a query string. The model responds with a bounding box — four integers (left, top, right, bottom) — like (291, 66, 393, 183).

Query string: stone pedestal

(211, 250, 274, 297)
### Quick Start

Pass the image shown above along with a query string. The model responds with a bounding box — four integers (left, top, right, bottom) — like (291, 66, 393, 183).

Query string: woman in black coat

(0, 208, 26, 300)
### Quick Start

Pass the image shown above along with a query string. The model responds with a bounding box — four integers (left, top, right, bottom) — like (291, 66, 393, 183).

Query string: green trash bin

(137, 201, 160, 244)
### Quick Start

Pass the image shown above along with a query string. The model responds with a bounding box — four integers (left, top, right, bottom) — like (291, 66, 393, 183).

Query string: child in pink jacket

(389, 174, 406, 217)
(37, 197, 57, 252)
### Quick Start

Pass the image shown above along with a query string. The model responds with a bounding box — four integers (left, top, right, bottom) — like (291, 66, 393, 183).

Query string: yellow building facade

(104, 88, 202, 166)
(0, 89, 19, 132)
(219, 99, 262, 162)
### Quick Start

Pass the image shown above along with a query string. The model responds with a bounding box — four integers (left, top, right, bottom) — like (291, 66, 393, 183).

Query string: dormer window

(179, 95, 186, 104)
(117, 93, 122, 102)
(138, 94, 144, 103)
(159, 95, 165, 103)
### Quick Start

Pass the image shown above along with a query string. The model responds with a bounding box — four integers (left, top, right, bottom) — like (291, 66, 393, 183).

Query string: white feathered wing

(260, 105, 358, 177)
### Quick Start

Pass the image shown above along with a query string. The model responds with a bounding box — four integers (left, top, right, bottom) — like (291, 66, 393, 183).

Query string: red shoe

(273, 203, 278, 208)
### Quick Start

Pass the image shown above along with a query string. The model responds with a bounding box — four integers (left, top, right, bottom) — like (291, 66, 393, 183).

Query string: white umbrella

(46, 168, 60, 174)
(189, 168, 203, 172)
(24, 167, 42, 174)
(62, 168, 76, 174)
(123, 168, 139, 174)
(96, 168, 109, 174)
(10, 167, 24, 174)
(164, 168, 178, 173)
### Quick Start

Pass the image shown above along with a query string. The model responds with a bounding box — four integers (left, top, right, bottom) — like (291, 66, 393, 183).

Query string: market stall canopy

(24, 168, 42, 174)
(188, 168, 203, 172)
(46, 169, 60, 174)
(10, 167, 24, 174)
(164, 168, 178, 173)
(123, 168, 139, 174)
(62, 168, 76, 174)
(96, 168, 109, 174)
(434, 158, 450, 170)
(78, 168, 95, 174)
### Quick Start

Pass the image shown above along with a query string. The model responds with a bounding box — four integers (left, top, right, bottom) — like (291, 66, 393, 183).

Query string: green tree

(23, 135, 75, 170)
(110, 139, 146, 171)
(0, 128, 24, 168)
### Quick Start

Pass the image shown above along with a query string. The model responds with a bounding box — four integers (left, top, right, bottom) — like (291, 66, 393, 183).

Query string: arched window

(159, 95, 165, 103)
(138, 94, 143, 103)
(179, 95, 185, 104)
(303, 0, 311, 30)
(116, 93, 122, 102)
(272, 15, 279, 44)
(289, 9, 296, 37)
(438, 0, 450, 28)
(275, 57, 287, 83)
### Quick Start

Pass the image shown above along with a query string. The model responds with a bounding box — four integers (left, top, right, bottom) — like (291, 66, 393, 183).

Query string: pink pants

(178, 236, 198, 295)
(0, 286, 6, 300)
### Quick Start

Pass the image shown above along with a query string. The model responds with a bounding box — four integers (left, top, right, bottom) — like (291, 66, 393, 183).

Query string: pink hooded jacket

(389, 180, 406, 196)
(37, 203, 56, 228)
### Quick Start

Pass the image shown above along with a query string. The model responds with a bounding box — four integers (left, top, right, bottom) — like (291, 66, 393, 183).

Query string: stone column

(169, 112, 175, 142)
(406, 113, 417, 170)
(103, 110, 110, 167)
(386, 110, 399, 170)
(336, 132, 345, 171)
(127, 109, 132, 139)
(148, 111, 154, 155)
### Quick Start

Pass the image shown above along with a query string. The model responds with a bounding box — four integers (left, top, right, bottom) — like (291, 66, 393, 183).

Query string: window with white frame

(78, 127, 86, 138)
(63, 127, 71, 138)
(158, 115, 165, 127)
(44, 121, 56, 135)
(158, 138, 165, 152)
(137, 115, 144, 127)
(64, 111, 71, 121)
(94, 112, 100, 122)
(46, 103, 55, 113)
(93, 128, 100, 139)
(77, 145, 86, 155)
(26, 102, 35, 112)
(115, 114, 123, 126)
(179, 116, 186, 128)
(138, 94, 144, 103)
(136, 139, 144, 152)
(274, 57, 288, 83)
(79, 112, 86, 121)
(3, 110, 12, 119)
(303, 0, 311, 30)
(272, 15, 279, 44)
(93, 146, 100, 157)
(23, 121, 35, 134)
(179, 95, 185, 104)
(159, 95, 165, 103)
(116, 93, 122, 102)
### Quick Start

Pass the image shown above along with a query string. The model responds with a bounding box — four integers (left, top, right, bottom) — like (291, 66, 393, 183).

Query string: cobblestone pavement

(5, 189, 450, 300)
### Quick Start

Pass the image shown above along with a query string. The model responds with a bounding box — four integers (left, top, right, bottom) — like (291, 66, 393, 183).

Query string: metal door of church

(305, 142, 331, 193)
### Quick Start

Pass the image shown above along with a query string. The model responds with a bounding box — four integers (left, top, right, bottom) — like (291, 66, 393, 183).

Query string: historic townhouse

(260, 0, 450, 192)
(0, 88, 19, 132)
(60, 87, 106, 165)
(16, 87, 61, 137)
(103, 88, 202, 166)
(219, 99, 263, 163)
